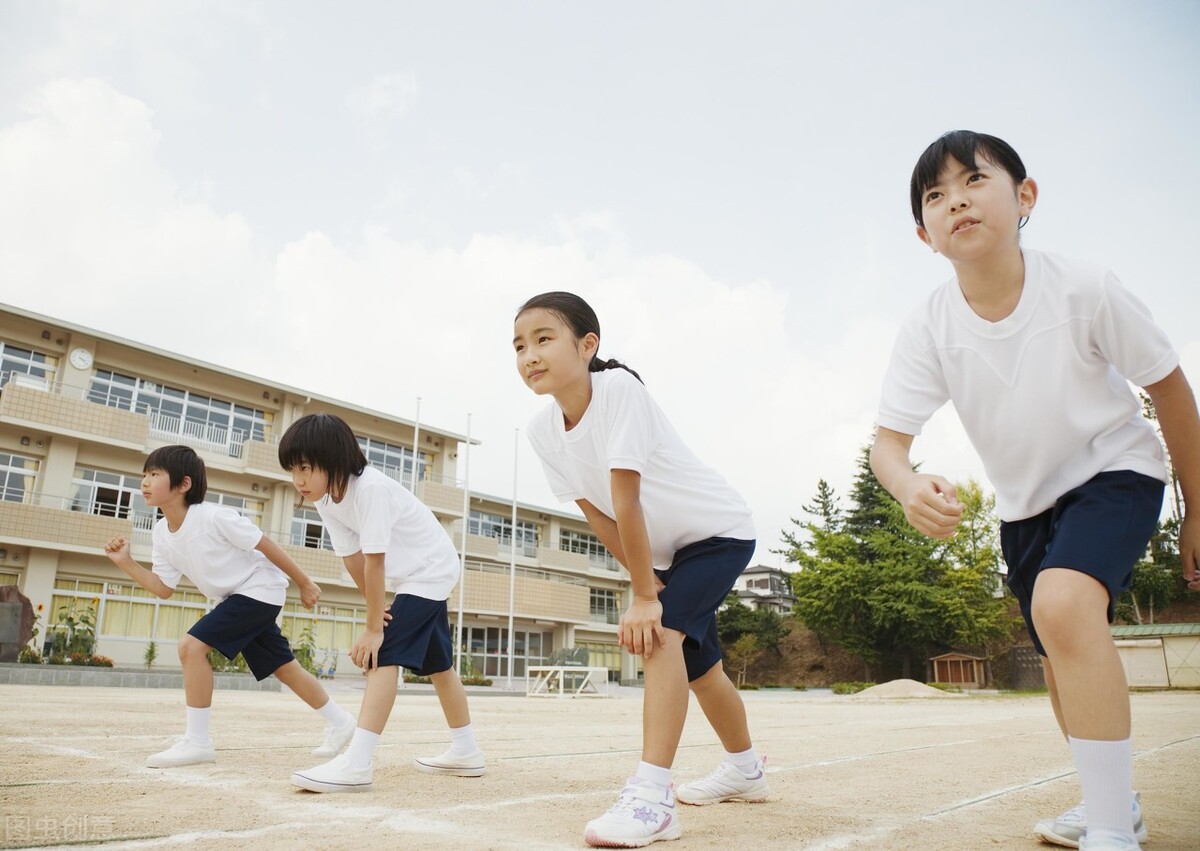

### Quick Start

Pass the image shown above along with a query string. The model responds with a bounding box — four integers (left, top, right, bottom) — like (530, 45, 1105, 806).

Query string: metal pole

(411, 397, 422, 491)
(506, 428, 518, 689)
(455, 414, 471, 675)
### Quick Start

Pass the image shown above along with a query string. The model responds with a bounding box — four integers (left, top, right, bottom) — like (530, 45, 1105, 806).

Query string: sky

(1, 1, 1198, 566)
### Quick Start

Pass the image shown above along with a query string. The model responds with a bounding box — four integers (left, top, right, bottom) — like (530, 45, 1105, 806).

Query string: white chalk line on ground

(801, 733, 1200, 850)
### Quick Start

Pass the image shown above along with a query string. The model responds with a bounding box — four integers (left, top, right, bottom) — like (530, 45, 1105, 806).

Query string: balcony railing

(147, 411, 250, 459)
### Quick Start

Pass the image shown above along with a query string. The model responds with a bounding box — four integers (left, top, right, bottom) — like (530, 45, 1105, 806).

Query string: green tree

(717, 595, 787, 654)
(784, 445, 1018, 680)
(724, 634, 762, 688)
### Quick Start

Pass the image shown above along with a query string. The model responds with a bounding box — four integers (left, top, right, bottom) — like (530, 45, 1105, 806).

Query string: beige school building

(0, 303, 637, 683)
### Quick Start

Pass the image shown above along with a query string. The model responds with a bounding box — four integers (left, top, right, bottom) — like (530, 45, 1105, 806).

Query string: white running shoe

(675, 759, 769, 805)
(413, 747, 486, 777)
(311, 716, 356, 758)
(291, 754, 373, 793)
(1034, 792, 1146, 848)
(146, 737, 215, 768)
(583, 780, 682, 848)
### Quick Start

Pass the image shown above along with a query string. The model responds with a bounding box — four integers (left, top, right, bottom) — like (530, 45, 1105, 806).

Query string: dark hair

(515, 291, 643, 383)
(910, 130, 1028, 226)
(144, 445, 207, 505)
(278, 413, 367, 500)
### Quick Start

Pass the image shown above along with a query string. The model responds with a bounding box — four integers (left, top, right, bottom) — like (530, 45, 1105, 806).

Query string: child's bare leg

(274, 660, 330, 709)
(430, 668, 471, 728)
(357, 664, 399, 734)
(177, 634, 214, 709)
(641, 629, 689, 768)
(688, 660, 752, 753)
(1040, 657, 1069, 739)
(1032, 569, 1129, 739)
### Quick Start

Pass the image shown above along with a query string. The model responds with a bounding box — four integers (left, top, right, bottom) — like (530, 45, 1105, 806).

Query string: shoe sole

(1033, 825, 1147, 848)
(584, 820, 683, 848)
(291, 773, 372, 793)
(412, 759, 486, 777)
(146, 756, 216, 769)
(676, 792, 769, 806)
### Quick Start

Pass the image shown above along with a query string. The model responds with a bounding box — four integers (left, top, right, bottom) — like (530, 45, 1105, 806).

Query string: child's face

(290, 462, 330, 503)
(513, 308, 598, 397)
(916, 155, 1037, 265)
(141, 467, 186, 508)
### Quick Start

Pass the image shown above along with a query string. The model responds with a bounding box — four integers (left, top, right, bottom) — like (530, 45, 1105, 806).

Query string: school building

(0, 303, 637, 683)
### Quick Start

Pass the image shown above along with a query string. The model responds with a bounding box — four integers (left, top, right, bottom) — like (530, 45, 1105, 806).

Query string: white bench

(525, 665, 610, 698)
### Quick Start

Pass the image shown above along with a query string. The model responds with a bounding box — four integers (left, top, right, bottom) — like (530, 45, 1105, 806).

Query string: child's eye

(514, 344, 524, 353)
(967, 173, 984, 183)
(925, 191, 942, 203)
(538, 336, 551, 344)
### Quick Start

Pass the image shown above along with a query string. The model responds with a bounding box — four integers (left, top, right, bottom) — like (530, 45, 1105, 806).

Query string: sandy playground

(1, 680, 1198, 850)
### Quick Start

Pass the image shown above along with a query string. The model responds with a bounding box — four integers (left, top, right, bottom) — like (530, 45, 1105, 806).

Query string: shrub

(207, 649, 249, 673)
(927, 682, 962, 693)
(737, 683, 760, 690)
(18, 646, 41, 664)
(144, 641, 157, 669)
(89, 655, 114, 667)
(831, 681, 875, 695)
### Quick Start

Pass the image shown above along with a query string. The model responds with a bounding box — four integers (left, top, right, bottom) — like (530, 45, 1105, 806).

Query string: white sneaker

(146, 737, 215, 768)
(675, 759, 769, 805)
(1034, 792, 1146, 848)
(291, 754, 373, 793)
(1079, 833, 1141, 851)
(583, 781, 682, 848)
(413, 747, 486, 777)
(311, 716, 356, 758)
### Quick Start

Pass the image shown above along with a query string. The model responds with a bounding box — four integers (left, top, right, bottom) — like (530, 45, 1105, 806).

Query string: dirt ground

(2, 681, 1197, 850)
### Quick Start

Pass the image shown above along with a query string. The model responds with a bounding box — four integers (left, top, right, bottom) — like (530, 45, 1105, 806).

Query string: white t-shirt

(877, 248, 1176, 521)
(152, 502, 288, 605)
(315, 466, 460, 601)
(527, 368, 755, 568)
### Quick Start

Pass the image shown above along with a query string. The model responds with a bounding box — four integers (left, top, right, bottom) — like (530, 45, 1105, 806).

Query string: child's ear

(177, 475, 192, 496)
(1018, 177, 1038, 218)
(581, 331, 600, 359)
(916, 225, 937, 253)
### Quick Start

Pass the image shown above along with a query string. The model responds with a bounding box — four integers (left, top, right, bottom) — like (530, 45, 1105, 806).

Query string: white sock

(635, 760, 672, 788)
(450, 723, 478, 755)
(316, 698, 351, 727)
(1068, 736, 1134, 840)
(185, 706, 212, 745)
(344, 728, 380, 771)
(726, 745, 761, 777)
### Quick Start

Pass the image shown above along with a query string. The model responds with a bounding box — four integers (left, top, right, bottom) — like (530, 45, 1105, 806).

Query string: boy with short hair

(870, 130, 1199, 850)
(104, 444, 356, 768)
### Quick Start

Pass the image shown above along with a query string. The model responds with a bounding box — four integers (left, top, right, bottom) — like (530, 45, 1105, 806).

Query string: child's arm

(870, 427, 964, 539)
(345, 551, 386, 671)
(1144, 366, 1200, 590)
(255, 536, 321, 609)
(607, 469, 667, 659)
(102, 536, 174, 599)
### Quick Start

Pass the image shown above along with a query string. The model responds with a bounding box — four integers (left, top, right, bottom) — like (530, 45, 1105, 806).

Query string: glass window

(560, 528, 618, 570)
(590, 588, 621, 624)
(0, 452, 38, 503)
(469, 510, 538, 556)
(205, 491, 264, 527)
(71, 467, 151, 524)
(357, 435, 430, 488)
(292, 507, 333, 550)
(0, 341, 57, 387)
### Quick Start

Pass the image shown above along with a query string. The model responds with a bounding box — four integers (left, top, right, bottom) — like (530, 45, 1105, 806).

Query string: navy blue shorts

(188, 594, 294, 681)
(654, 537, 756, 682)
(377, 594, 454, 676)
(1000, 471, 1163, 657)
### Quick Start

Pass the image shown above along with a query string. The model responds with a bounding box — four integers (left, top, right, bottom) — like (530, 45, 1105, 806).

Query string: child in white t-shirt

(104, 444, 355, 769)
(514, 291, 767, 849)
(280, 413, 482, 793)
(871, 130, 1200, 851)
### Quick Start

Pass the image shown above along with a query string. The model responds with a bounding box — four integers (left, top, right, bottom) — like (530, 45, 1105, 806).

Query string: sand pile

(848, 678, 962, 699)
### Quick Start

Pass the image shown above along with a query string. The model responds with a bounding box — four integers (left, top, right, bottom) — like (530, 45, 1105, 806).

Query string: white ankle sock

(344, 729, 379, 771)
(316, 698, 351, 727)
(450, 723, 478, 755)
(726, 745, 761, 777)
(1068, 736, 1134, 839)
(635, 760, 672, 787)
(185, 706, 211, 745)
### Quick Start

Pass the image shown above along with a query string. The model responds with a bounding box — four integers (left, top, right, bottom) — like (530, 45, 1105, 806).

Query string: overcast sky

(2, 2, 1198, 565)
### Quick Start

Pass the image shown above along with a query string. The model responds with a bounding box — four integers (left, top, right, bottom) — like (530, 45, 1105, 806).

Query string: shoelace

(1058, 803, 1086, 824)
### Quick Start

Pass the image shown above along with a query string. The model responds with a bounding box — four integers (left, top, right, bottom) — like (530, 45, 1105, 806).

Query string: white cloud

(346, 72, 418, 149)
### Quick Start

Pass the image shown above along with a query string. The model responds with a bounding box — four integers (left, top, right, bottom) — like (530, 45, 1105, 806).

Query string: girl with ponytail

(513, 291, 766, 849)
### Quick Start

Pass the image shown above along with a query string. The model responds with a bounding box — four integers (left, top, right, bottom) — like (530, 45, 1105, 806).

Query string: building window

(590, 588, 621, 625)
(0, 452, 39, 503)
(281, 602, 365, 659)
(70, 468, 152, 526)
(469, 510, 538, 556)
(576, 641, 624, 680)
(204, 492, 263, 527)
(560, 528, 619, 571)
(460, 625, 552, 678)
(357, 435, 429, 488)
(52, 577, 209, 648)
(0, 341, 57, 388)
(292, 507, 333, 550)
(86, 369, 271, 456)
